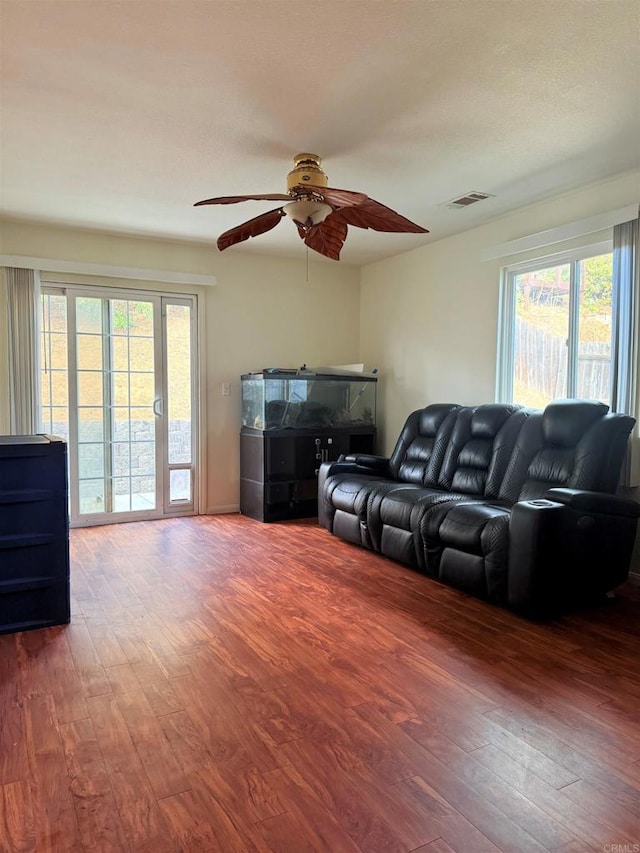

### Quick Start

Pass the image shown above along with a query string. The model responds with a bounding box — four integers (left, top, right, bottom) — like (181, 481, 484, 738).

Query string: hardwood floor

(1, 514, 639, 852)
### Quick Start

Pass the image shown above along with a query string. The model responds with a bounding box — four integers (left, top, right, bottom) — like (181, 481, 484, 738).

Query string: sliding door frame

(41, 281, 201, 527)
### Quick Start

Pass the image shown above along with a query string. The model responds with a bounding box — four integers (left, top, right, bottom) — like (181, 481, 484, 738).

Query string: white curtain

(5, 267, 41, 434)
(610, 219, 640, 486)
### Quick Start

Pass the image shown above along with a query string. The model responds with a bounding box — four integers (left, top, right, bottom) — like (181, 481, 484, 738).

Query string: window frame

(496, 239, 613, 405)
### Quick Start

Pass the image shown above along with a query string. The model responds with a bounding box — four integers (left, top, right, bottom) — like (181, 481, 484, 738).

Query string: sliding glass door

(40, 286, 198, 526)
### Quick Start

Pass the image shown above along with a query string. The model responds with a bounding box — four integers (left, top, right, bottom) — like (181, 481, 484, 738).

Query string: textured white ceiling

(1, 0, 639, 265)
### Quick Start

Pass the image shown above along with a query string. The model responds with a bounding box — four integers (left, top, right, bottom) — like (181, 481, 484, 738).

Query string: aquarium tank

(241, 368, 377, 431)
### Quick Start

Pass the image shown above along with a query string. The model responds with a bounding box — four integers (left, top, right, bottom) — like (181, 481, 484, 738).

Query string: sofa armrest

(546, 488, 640, 518)
(508, 494, 639, 617)
(317, 460, 388, 529)
(339, 453, 391, 475)
(319, 460, 383, 479)
(507, 499, 564, 616)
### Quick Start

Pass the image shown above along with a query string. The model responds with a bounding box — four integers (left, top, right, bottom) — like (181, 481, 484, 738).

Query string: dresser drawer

(0, 579, 70, 635)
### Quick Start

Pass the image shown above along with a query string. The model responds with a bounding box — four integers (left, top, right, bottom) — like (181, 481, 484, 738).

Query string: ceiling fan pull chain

(306, 244, 309, 284)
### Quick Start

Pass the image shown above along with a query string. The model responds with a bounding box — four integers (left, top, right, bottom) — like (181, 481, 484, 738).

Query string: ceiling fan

(194, 153, 429, 261)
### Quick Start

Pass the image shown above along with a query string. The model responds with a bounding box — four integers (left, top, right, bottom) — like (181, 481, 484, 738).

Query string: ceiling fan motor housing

(287, 153, 328, 192)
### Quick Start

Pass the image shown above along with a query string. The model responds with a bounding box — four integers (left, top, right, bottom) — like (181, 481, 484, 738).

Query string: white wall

(360, 170, 640, 454)
(0, 221, 361, 512)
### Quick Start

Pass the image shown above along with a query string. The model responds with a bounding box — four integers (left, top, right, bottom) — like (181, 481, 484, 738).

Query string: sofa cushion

(421, 500, 512, 600)
(542, 399, 607, 447)
(438, 404, 524, 493)
(368, 486, 473, 565)
(366, 404, 525, 568)
(320, 403, 461, 546)
(495, 400, 635, 503)
(391, 404, 460, 484)
(571, 413, 636, 492)
(511, 400, 611, 500)
(327, 475, 381, 516)
(320, 472, 390, 545)
(439, 502, 500, 552)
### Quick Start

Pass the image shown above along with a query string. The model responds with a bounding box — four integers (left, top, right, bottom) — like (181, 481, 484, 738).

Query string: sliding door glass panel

(76, 298, 106, 514)
(78, 408, 104, 442)
(78, 443, 104, 478)
(77, 372, 103, 406)
(113, 477, 131, 512)
(108, 299, 157, 516)
(513, 263, 570, 408)
(575, 253, 612, 405)
(73, 296, 158, 517)
(166, 304, 192, 465)
(112, 300, 156, 514)
(79, 479, 105, 514)
(77, 335, 102, 370)
(164, 301, 194, 507)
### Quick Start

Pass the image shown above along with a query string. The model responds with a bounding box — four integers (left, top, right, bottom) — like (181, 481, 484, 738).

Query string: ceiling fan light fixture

(283, 199, 333, 230)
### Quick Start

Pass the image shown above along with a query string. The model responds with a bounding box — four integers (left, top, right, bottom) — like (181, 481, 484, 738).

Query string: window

(497, 243, 614, 408)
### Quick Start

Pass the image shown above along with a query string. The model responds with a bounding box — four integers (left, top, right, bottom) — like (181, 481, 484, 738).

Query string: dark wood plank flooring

(1, 514, 639, 852)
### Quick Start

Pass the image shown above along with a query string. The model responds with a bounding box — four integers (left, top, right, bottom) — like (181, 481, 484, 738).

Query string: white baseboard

(628, 570, 640, 586)
(203, 504, 240, 515)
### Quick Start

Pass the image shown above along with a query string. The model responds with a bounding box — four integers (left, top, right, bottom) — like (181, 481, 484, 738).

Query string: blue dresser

(0, 435, 70, 634)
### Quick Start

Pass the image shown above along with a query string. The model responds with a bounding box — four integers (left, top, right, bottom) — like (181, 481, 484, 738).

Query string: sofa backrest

(497, 399, 635, 503)
(390, 404, 460, 484)
(436, 404, 527, 496)
(389, 402, 527, 494)
(389, 399, 634, 502)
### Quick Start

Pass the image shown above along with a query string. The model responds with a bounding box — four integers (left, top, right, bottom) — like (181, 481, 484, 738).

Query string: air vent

(445, 191, 494, 210)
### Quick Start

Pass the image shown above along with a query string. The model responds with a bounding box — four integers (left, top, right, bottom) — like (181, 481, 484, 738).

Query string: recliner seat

(367, 404, 527, 569)
(318, 403, 460, 548)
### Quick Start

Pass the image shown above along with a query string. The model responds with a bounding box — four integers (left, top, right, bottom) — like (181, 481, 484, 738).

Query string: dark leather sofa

(318, 400, 639, 616)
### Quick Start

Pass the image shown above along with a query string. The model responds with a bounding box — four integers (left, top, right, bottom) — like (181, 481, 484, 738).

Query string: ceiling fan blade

(338, 198, 428, 233)
(304, 215, 349, 261)
(291, 184, 367, 207)
(195, 193, 292, 207)
(217, 208, 286, 251)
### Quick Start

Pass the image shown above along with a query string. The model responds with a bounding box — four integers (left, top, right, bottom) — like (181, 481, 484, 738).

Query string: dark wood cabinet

(240, 427, 375, 522)
(0, 435, 70, 634)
